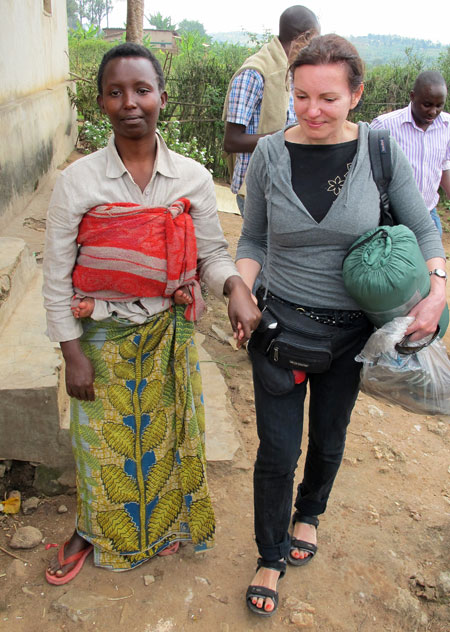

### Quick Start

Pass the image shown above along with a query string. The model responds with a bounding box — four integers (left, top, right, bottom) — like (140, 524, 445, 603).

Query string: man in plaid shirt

(223, 5, 319, 216)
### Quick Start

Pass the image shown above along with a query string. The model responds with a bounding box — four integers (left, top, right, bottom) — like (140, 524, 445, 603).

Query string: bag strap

(368, 128, 394, 226)
(395, 325, 440, 355)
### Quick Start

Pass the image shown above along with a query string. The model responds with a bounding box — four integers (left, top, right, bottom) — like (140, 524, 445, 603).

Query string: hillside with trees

(65, 3, 450, 198)
(211, 31, 448, 66)
(347, 34, 447, 66)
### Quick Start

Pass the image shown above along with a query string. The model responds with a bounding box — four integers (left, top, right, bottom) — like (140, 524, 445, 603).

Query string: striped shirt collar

(403, 102, 449, 132)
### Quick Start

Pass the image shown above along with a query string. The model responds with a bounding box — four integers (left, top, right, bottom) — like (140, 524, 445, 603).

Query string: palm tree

(126, 0, 144, 43)
(147, 12, 176, 31)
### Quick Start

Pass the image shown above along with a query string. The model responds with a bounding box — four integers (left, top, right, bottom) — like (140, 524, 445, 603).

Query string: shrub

(79, 118, 112, 153)
(67, 32, 450, 184)
(158, 121, 214, 170)
(161, 37, 252, 178)
(351, 50, 426, 123)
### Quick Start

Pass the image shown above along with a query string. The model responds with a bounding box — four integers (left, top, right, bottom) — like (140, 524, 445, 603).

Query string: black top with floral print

(285, 139, 358, 223)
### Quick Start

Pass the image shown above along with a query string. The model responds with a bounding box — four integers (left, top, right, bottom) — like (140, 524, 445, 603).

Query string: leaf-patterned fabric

(71, 306, 215, 570)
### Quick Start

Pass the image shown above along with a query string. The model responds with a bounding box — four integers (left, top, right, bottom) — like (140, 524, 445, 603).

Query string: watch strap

(429, 268, 447, 280)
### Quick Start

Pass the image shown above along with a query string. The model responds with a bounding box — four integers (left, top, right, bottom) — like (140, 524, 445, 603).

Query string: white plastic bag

(356, 317, 450, 415)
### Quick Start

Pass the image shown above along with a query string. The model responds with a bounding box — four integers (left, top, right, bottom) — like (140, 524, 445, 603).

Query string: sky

(107, 0, 450, 45)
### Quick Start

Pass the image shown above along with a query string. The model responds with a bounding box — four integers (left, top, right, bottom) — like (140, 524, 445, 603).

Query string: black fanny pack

(253, 296, 332, 373)
(251, 291, 369, 374)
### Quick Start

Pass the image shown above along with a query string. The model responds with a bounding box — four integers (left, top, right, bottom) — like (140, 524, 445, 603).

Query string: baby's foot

(173, 286, 193, 305)
(71, 296, 95, 319)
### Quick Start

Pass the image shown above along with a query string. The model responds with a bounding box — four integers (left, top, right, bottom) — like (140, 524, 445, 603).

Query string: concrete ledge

(214, 183, 241, 215)
(0, 267, 72, 467)
(0, 237, 36, 331)
(0, 386, 72, 467)
(195, 332, 247, 465)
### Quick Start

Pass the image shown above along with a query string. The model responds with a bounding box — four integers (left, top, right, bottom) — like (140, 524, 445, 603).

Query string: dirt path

(0, 199, 449, 631)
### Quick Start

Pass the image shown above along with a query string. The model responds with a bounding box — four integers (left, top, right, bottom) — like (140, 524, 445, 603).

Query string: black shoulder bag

(343, 129, 394, 265)
(368, 128, 393, 227)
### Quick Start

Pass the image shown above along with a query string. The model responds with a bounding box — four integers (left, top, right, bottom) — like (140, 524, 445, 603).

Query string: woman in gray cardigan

(229, 34, 447, 617)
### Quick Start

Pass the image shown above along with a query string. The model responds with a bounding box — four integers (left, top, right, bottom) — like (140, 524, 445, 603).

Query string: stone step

(0, 267, 72, 468)
(195, 332, 249, 469)
(0, 237, 37, 332)
(214, 183, 240, 215)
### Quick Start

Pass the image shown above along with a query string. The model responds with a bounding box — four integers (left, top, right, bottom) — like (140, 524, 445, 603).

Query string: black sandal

(287, 512, 319, 567)
(246, 557, 286, 617)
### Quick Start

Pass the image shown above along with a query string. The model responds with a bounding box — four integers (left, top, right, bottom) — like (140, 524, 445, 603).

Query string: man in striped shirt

(371, 71, 450, 235)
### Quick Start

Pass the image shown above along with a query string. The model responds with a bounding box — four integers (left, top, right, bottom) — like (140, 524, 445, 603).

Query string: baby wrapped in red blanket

(71, 197, 205, 322)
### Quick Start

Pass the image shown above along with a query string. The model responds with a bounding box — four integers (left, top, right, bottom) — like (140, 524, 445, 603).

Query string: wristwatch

(429, 268, 448, 281)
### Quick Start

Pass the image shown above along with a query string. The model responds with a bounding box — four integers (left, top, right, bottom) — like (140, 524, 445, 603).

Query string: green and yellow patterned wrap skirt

(71, 306, 215, 570)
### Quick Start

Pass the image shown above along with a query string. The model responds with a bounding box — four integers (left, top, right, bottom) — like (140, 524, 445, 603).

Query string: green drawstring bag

(342, 225, 448, 336)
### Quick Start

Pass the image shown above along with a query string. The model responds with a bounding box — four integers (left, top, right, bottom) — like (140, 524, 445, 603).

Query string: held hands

(60, 339, 95, 401)
(224, 276, 261, 348)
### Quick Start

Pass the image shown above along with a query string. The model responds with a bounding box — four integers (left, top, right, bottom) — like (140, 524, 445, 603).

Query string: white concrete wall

(0, 0, 77, 227)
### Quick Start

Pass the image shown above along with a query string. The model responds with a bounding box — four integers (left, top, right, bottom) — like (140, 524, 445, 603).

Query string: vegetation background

(66, 2, 450, 230)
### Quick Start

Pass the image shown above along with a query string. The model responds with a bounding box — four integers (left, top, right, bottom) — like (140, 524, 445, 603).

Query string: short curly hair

(97, 43, 165, 95)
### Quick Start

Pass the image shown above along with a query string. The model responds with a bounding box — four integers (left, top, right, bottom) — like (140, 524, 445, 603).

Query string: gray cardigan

(236, 122, 445, 310)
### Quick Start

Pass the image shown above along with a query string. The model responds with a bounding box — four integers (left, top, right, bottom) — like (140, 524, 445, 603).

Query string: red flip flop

(157, 541, 180, 557)
(45, 541, 93, 585)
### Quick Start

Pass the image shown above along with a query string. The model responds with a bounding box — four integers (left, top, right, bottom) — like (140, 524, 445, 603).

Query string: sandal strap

(290, 538, 317, 556)
(292, 512, 319, 528)
(57, 541, 92, 568)
(246, 585, 278, 601)
(256, 557, 287, 577)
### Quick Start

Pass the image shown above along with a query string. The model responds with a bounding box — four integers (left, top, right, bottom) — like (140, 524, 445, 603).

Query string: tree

(178, 19, 208, 38)
(66, 0, 79, 29)
(147, 12, 177, 31)
(66, 0, 112, 30)
(126, 0, 144, 43)
(84, 0, 113, 29)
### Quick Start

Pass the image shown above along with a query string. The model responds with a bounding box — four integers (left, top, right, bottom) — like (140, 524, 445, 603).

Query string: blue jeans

(430, 207, 443, 236)
(252, 321, 372, 562)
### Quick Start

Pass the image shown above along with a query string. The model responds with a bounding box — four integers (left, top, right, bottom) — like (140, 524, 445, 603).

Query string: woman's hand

(224, 276, 262, 348)
(60, 339, 95, 401)
(405, 270, 446, 341)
